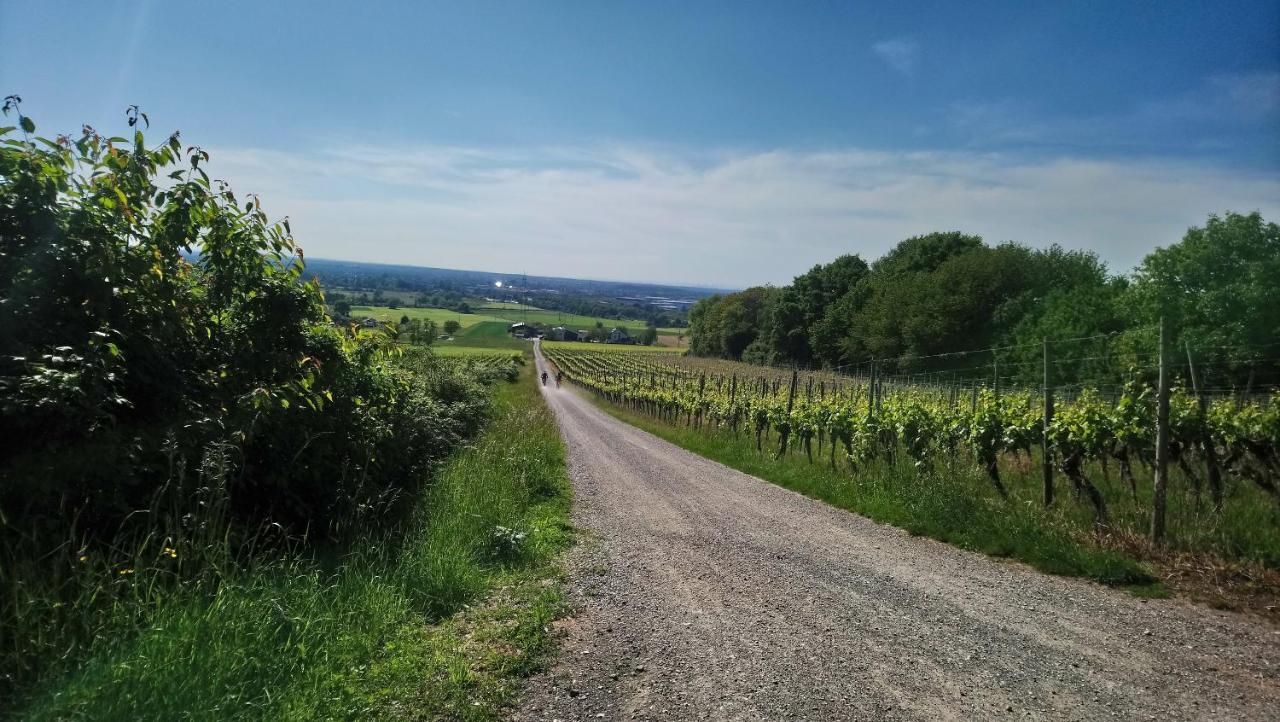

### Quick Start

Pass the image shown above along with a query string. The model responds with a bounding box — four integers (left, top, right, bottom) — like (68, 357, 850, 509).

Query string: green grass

(509, 309, 684, 336)
(429, 344, 525, 359)
(474, 301, 540, 311)
(351, 304, 687, 338)
(19, 365, 572, 721)
(447, 321, 531, 350)
(593, 398, 1159, 590)
(542, 340, 685, 353)
(348, 305, 511, 329)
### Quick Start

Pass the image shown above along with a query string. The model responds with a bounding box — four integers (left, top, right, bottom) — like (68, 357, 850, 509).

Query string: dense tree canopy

(688, 214, 1280, 389)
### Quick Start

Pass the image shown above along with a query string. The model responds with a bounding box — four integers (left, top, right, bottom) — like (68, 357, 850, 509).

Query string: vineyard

(542, 345, 1280, 568)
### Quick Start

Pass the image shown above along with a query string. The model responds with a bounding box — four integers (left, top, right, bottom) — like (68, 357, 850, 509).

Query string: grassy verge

(592, 396, 1160, 592)
(19, 364, 571, 721)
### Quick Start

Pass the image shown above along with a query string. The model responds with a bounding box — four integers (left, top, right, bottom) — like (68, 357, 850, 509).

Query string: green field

(430, 344, 525, 359)
(446, 321, 530, 350)
(541, 340, 685, 354)
(514, 309, 686, 336)
(348, 305, 687, 338)
(474, 301, 539, 311)
(349, 305, 509, 329)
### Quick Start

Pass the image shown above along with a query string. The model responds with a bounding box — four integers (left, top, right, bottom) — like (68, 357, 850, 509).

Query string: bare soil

(514, 342, 1280, 721)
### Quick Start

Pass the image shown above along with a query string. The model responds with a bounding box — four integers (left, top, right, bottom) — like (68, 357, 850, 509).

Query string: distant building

(576, 329, 589, 342)
(607, 327, 633, 344)
(508, 322, 538, 338)
(549, 326, 575, 341)
(361, 318, 379, 328)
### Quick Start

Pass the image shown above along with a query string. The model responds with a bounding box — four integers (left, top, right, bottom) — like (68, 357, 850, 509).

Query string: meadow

(348, 304, 510, 328)
(431, 345, 526, 359)
(349, 304, 687, 339)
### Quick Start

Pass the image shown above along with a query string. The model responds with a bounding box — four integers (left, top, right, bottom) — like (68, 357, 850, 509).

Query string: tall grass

(14, 363, 571, 721)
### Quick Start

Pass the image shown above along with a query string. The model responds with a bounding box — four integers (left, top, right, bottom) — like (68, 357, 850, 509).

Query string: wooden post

(1042, 338, 1054, 507)
(1185, 341, 1222, 511)
(776, 369, 799, 458)
(786, 369, 798, 412)
(867, 362, 877, 417)
(729, 373, 738, 433)
(696, 372, 706, 428)
(1152, 317, 1170, 543)
(993, 357, 1000, 401)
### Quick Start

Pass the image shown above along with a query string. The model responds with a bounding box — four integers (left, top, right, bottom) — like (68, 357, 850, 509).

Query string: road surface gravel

(513, 342, 1278, 721)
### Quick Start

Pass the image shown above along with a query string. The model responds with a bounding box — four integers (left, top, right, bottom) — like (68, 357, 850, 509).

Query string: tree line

(688, 213, 1280, 390)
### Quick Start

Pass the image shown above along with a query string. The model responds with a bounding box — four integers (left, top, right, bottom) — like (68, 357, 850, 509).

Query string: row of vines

(543, 347, 1279, 539)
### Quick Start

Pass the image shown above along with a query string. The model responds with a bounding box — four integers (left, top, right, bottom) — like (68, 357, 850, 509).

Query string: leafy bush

(0, 103, 498, 702)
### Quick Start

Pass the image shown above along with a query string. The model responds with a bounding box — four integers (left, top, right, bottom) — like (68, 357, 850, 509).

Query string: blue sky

(3, 0, 1278, 286)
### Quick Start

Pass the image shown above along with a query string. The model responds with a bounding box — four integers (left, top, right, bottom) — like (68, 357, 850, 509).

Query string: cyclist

(541, 371, 548, 386)
(555, 371, 563, 387)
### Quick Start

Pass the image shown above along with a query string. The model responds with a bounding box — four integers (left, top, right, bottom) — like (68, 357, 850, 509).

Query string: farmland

(542, 346, 1280, 606)
(348, 304, 687, 339)
(348, 304, 509, 328)
(430, 344, 525, 360)
(542, 340, 685, 354)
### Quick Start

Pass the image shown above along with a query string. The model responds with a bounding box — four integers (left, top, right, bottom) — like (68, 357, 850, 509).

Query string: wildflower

(162, 546, 178, 559)
(118, 568, 135, 575)
(78, 555, 88, 563)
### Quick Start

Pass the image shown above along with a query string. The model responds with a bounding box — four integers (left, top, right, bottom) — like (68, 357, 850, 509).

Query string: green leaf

(19, 116, 34, 133)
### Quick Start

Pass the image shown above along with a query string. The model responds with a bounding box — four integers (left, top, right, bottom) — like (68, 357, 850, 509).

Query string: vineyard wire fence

(541, 320, 1280, 546)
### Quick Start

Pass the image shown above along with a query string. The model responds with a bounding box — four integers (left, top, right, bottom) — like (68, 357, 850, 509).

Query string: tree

(754, 255, 870, 367)
(1124, 211, 1280, 387)
(639, 327, 658, 345)
(871, 231, 984, 276)
(443, 320, 462, 335)
(687, 287, 774, 360)
(334, 300, 352, 317)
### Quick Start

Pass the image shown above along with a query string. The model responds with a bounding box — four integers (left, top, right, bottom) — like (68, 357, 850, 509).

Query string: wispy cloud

(945, 72, 1280, 154)
(209, 143, 1280, 287)
(872, 38, 918, 76)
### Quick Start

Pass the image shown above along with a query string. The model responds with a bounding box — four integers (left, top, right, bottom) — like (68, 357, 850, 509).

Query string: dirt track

(514, 342, 1279, 721)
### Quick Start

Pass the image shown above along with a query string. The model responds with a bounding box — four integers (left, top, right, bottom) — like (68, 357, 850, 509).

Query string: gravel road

(514, 342, 1279, 721)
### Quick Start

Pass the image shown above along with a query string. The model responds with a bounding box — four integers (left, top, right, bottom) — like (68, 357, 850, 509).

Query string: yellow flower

(162, 547, 178, 559)
(78, 555, 88, 563)
(118, 568, 135, 575)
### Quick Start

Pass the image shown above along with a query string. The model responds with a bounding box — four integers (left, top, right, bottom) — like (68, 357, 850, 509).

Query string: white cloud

(207, 143, 1280, 288)
(945, 73, 1280, 151)
(872, 38, 918, 76)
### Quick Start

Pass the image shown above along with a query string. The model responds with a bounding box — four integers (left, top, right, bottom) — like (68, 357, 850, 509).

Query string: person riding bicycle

(541, 371, 548, 385)
(555, 371, 563, 387)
